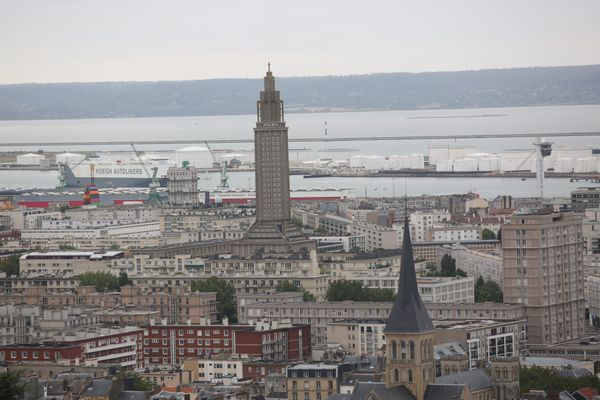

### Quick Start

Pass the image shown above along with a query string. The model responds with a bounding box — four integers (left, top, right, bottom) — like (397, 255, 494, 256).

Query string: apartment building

(348, 222, 399, 251)
(286, 363, 353, 400)
(431, 225, 480, 242)
(503, 210, 586, 345)
(19, 251, 125, 277)
(0, 326, 144, 369)
(438, 244, 503, 285)
(239, 300, 520, 346)
(143, 320, 311, 366)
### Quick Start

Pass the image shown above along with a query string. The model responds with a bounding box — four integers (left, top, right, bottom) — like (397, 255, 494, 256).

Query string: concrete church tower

(236, 66, 313, 256)
(384, 215, 435, 400)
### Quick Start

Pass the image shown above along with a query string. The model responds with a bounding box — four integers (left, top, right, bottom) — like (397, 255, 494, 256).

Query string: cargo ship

(5, 187, 354, 208)
(63, 158, 174, 188)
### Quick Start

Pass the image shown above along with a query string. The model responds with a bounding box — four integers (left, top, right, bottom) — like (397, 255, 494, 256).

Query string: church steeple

(384, 215, 433, 334)
(383, 212, 435, 399)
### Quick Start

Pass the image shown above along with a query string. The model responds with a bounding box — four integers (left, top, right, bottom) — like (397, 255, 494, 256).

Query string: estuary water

(0, 104, 599, 198)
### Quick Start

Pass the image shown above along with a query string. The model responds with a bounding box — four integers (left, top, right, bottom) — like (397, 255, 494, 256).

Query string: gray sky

(1, 0, 600, 84)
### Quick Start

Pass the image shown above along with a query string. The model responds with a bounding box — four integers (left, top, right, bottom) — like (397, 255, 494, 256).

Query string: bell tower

(384, 215, 435, 400)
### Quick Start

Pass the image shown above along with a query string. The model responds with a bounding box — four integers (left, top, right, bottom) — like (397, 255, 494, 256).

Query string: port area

(298, 168, 600, 182)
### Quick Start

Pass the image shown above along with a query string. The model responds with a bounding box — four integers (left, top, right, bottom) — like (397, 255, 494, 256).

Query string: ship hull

(64, 163, 168, 188)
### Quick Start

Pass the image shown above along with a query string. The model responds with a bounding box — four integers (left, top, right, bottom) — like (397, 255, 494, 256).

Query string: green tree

(481, 228, 496, 240)
(440, 254, 457, 276)
(58, 244, 77, 250)
(520, 366, 600, 393)
(0, 255, 20, 277)
(475, 276, 503, 303)
(191, 277, 237, 323)
(326, 280, 395, 302)
(118, 272, 133, 287)
(79, 271, 120, 292)
(0, 370, 27, 400)
(276, 279, 316, 302)
(276, 280, 299, 292)
(131, 374, 155, 391)
(497, 229, 502, 244)
(302, 290, 316, 301)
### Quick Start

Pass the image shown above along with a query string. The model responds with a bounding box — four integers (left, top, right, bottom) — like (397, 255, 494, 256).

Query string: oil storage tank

(175, 146, 213, 169)
(553, 158, 574, 173)
(453, 158, 478, 172)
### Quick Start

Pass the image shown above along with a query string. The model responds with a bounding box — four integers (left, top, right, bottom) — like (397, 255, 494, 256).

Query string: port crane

(204, 141, 229, 189)
(56, 154, 90, 190)
(130, 143, 162, 205)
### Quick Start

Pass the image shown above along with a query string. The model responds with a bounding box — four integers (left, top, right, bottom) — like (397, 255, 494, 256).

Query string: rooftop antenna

(267, 62, 271, 72)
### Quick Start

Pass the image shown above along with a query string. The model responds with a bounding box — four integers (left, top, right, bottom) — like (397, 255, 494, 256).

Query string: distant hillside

(1, 65, 599, 120)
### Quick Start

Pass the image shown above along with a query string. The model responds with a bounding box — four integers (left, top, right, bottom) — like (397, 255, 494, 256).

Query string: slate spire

(384, 213, 433, 333)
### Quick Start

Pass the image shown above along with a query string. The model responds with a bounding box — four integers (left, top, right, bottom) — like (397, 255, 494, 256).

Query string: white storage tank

(478, 157, 501, 172)
(436, 159, 454, 172)
(574, 157, 598, 173)
(17, 153, 45, 165)
(453, 158, 478, 172)
(363, 155, 387, 170)
(350, 155, 366, 168)
(408, 154, 425, 169)
(175, 146, 213, 168)
(500, 150, 534, 172)
(553, 157, 574, 173)
(428, 145, 476, 166)
(389, 155, 410, 169)
(55, 152, 86, 165)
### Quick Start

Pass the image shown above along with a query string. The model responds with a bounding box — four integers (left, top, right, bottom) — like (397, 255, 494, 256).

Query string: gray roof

(384, 218, 433, 334)
(81, 379, 112, 398)
(558, 368, 593, 379)
(436, 369, 493, 392)
(265, 392, 288, 399)
(424, 384, 465, 400)
(328, 395, 352, 400)
(350, 382, 416, 400)
(118, 391, 147, 400)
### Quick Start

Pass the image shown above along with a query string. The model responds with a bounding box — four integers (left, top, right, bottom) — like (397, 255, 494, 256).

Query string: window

(394, 369, 399, 382)
(409, 340, 415, 360)
(408, 369, 413, 383)
(401, 341, 406, 359)
(391, 340, 397, 360)
(197, 339, 203, 345)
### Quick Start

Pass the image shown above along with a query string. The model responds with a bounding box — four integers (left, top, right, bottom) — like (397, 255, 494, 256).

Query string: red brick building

(0, 327, 144, 369)
(143, 322, 311, 366)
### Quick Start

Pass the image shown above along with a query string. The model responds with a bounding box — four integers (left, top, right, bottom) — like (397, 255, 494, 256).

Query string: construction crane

(130, 143, 162, 205)
(204, 141, 229, 189)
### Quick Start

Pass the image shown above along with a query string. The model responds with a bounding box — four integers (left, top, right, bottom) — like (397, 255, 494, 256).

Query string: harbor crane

(130, 143, 162, 205)
(204, 141, 229, 189)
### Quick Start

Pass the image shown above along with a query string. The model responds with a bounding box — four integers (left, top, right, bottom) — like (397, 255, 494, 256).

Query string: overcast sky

(2, 0, 600, 84)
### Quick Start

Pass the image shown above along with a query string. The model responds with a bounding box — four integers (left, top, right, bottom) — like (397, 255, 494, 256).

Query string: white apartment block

(0, 208, 62, 230)
(19, 251, 125, 277)
(431, 225, 479, 242)
(438, 244, 503, 285)
(348, 222, 399, 251)
(21, 221, 161, 249)
(417, 277, 474, 303)
(310, 236, 366, 252)
(64, 206, 161, 222)
(410, 211, 451, 242)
